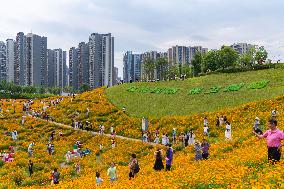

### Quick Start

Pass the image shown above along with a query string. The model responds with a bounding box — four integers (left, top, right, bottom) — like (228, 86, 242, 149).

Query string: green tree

(143, 57, 155, 81)
(180, 64, 192, 78)
(166, 65, 179, 80)
(63, 86, 72, 93)
(38, 87, 46, 94)
(202, 50, 220, 72)
(79, 84, 90, 93)
(219, 46, 239, 69)
(156, 57, 168, 81)
(191, 52, 203, 76)
(255, 46, 268, 64)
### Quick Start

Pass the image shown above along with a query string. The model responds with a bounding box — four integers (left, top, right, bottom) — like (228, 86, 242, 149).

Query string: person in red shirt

(254, 119, 284, 164)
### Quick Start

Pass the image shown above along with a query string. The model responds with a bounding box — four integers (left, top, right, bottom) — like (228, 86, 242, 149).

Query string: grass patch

(106, 68, 284, 118)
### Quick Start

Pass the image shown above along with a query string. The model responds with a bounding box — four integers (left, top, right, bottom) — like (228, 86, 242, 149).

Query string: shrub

(248, 80, 270, 89)
(189, 87, 203, 95)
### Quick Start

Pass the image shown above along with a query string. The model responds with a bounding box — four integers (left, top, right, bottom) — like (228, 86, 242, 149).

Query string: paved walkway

(29, 114, 157, 146)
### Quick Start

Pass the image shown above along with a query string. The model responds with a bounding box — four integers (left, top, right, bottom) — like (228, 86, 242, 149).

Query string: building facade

(24, 33, 47, 86)
(15, 32, 26, 85)
(6, 39, 15, 82)
(78, 42, 89, 87)
(0, 41, 6, 81)
(54, 49, 67, 88)
(123, 51, 141, 83)
(231, 43, 254, 55)
(69, 47, 78, 90)
(47, 49, 56, 87)
(88, 33, 114, 88)
(168, 46, 190, 66)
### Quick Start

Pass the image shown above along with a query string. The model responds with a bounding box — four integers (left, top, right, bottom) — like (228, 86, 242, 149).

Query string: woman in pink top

(254, 119, 284, 164)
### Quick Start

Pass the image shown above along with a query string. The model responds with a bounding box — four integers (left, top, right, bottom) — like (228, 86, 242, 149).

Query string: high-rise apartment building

(123, 51, 141, 82)
(25, 33, 47, 86)
(133, 54, 141, 82)
(0, 41, 6, 81)
(69, 47, 78, 90)
(123, 51, 133, 83)
(231, 43, 254, 55)
(15, 32, 26, 85)
(140, 51, 167, 81)
(114, 67, 118, 85)
(89, 33, 114, 88)
(54, 49, 67, 88)
(190, 46, 208, 60)
(78, 42, 89, 87)
(168, 46, 190, 66)
(47, 49, 56, 87)
(6, 39, 15, 82)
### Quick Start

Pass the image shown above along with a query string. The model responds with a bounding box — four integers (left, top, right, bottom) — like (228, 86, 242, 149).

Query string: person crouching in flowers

(51, 168, 60, 184)
(96, 172, 103, 186)
(253, 119, 284, 164)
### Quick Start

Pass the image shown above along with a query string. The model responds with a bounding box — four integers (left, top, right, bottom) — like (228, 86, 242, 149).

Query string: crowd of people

(1, 97, 284, 186)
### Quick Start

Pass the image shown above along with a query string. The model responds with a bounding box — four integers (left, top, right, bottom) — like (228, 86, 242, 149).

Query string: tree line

(142, 46, 269, 80)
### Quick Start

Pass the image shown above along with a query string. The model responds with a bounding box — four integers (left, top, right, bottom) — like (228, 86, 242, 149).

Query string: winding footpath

(28, 114, 157, 146)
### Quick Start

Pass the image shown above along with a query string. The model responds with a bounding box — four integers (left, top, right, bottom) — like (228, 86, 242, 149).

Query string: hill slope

(106, 68, 284, 118)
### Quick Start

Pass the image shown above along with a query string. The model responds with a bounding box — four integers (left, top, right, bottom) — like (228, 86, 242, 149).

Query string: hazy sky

(1, 0, 284, 77)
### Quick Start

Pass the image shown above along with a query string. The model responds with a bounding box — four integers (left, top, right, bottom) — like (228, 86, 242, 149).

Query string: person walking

(28, 160, 33, 177)
(28, 142, 35, 157)
(12, 130, 17, 140)
(253, 117, 263, 135)
(225, 122, 232, 140)
(216, 116, 220, 127)
(165, 144, 173, 171)
(153, 149, 164, 171)
(271, 109, 277, 120)
(201, 139, 210, 160)
(253, 119, 284, 164)
(184, 131, 189, 147)
(154, 133, 159, 144)
(129, 154, 139, 180)
(107, 162, 117, 181)
(194, 141, 202, 160)
(172, 128, 177, 144)
(188, 130, 195, 145)
(161, 134, 167, 145)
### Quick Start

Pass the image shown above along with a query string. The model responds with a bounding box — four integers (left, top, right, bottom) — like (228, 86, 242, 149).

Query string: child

(75, 163, 80, 174)
(96, 172, 103, 186)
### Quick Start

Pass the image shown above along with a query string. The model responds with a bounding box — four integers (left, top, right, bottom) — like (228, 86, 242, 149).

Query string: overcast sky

(1, 0, 284, 77)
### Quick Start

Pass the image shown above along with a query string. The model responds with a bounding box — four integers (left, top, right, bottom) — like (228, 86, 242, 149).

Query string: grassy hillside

(106, 68, 284, 118)
(1, 87, 284, 188)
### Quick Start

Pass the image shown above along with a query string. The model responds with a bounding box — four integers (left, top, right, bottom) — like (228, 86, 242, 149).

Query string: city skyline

(1, 0, 284, 77)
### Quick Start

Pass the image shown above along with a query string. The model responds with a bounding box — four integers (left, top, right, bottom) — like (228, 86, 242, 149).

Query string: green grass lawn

(106, 67, 284, 118)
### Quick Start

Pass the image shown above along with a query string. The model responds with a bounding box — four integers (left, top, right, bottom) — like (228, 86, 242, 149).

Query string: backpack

(134, 162, 140, 173)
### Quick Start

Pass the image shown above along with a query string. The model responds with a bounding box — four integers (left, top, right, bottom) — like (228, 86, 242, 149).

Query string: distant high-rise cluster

(0, 32, 67, 88)
(123, 45, 208, 82)
(0, 32, 117, 91)
(69, 33, 116, 90)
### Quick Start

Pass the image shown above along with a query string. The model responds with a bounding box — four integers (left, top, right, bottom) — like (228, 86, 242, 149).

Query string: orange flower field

(0, 88, 284, 188)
